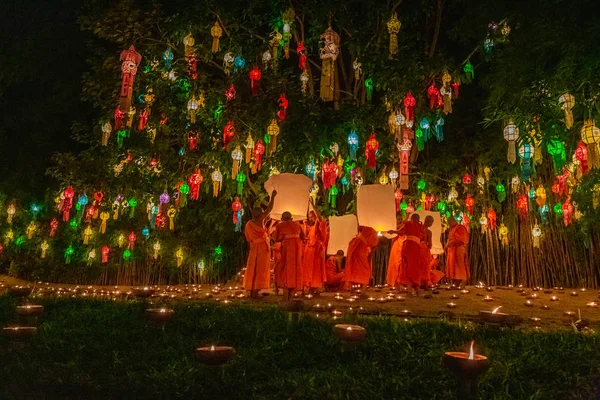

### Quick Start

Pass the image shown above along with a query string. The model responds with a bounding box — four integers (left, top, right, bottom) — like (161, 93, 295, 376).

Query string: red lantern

(462, 174, 472, 185)
(160, 113, 168, 125)
(232, 197, 242, 224)
(188, 131, 198, 151)
(406, 203, 415, 214)
(223, 121, 235, 150)
(49, 218, 59, 237)
(94, 191, 104, 204)
(427, 83, 440, 109)
(403, 92, 416, 122)
(119, 46, 142, 113)
(551, 182, 560, 195)
(188, 169, 203, 201)
(85, 206, 95, 223)
(297, 42, 307, 70)
(138, 109, 148, 130)
(101, 246, 110, 263)
(254, 140, 265, 170)
(575, 141, 589, 175)
(62, 186, 75, 221)
(321, 160, 339, 190)
(249, 66, 261, 96)
(487, 209, 496, 230)
(128, 231, 136, 249)
(451, 82, 460, 99)
(365, 134, 379, 169)
(394, 189, 403, 211)
(115, 107, 125, 129)
(225, 84, 236, 102)
(516, 194, 528, 219)
(277, 94, 289, 121)
(425, 194, 435, 211)
(558, 170, 569, 196)
(465, 195, 474, 215)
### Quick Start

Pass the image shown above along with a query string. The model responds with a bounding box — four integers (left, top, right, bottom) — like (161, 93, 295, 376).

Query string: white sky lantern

(503, 120, 519, 163)
(327, 215, 358, 255)
(357, 184, 396, 233)
(413, 210, 444, 254)
(264, 173, 312, 220)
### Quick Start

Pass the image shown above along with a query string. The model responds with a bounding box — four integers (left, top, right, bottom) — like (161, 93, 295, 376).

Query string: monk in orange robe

(420, 215, 444, 287)
(274, 211, 305, 300)
(343, 226, 379, 288)
(395, 213, 425, 296)
(244, 191, 277, 298)
(325, 250, 345, 290)
(445, 216, 470, 288)
(303, 199, 328, 293)
(386, 213, 406, 287)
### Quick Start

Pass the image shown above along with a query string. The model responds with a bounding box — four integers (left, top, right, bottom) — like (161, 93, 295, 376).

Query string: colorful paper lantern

(386, 12, 401, 57)
(503, 120, 519, 164)
(558, 93, 574, 129)
(249, 66, 261, 96)
(365, 133, 379, 169)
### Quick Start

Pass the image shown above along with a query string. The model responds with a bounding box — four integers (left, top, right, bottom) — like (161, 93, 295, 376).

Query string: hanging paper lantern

(223, 120, 235, 150)
(236, 172, 246, 196)
(538, 204, 549, 224)
(389, 167, 399, 186)
(479, 215, 488, 233)
(211, 169, 223, 197)
(305, 159, 316, 180)
(76, 194, 88, 223)
(465, 195, 474, 215)
(321, 160, 339, 189)
(101, 121, 112, 146)
(347, 130, 359, 160)
(532, 223, 542, 248)
(232, 197, 243, 231)
(231, 146, 243, 179)
(462, 174, 472, 186)
(448, 187, 458, 202)
(81, 225, 92, 245)
(580, 120, 600, 169)
(114, 107, 125, 130)
(419, 118, 430, 141)
(62, 186, 75, 222)
(364, 78, 374, 102)
(486, 209, 497, 230)
(437, 201, 447, 213)
(574, 141, 589, 175)
(187, 96, 199, 123)
(547, 139, 566, 175)
(496, 183, 506, 202)
(151, 241, 160, 260)
(483, 37, 493, 53)
(394, 189, 403, 211)
(498, 224, 508, 246)
(386, 12, 401, 57)
(300, 70, 309, 94)
(562, 199, 573, 226)
(141, 227, 150, 240)
(403, 92, 416, 123)
(225, 84, 236, 102)
(558, 93, 575, 129)
(518, 142, 534, 181)
(211, 21, 222, 53)
(424, 194, 435, 211)
(249, 66, 261, 96)
(440, 86, 452, 115)
(267, 119, 280, 154)
(503, 120, 519, 163)
(127, 232, 136, 250)
(40, 241, 49, 259)
(254, 140, 265, 170)
(188, 169, 203, 201)
(175, 248, 184, 267)
(6, 204, 15, 225)
(276, 94, 289, 122)
(297, 42, 307, 70)
(417, 179, 426, 192)
(365, 134, 379, 169)
(243, 133, 255, 163)
(427, 83, 440, 109)
(435, 117, 444, 142)
(100, 246, 109, 263)
(516, 195, 529, 219)
(328, 186, 339, 208)
(64, 245, 75, 264)
(379, 172, 389, 185)
(118, 46, 142, 114)
(233, 55, 245, 72)
(451, 81, 461, 99)
(49, 218, 59, 237)
(463, 61, 474, 80)
(319, 25, 341, 102)
(25, 221, 36, 240)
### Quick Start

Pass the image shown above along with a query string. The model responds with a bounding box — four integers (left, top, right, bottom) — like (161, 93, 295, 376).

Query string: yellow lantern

(231, 146, 243, 179)
(210, 21, 222, 53)
(26, 222, 37, 240)
(153, 241, 160, 260)
(100, 211, 109, 234)
(118, 233, 125, 248)
(581, 120, 600, 169)
(503, 120, 519, 164)
(245, 133, 254, 163)
(183, 33, 195, 58)
(83, 225, 93, 245)
(386, 12, 401, 58)
(212, 168, 223, 197)
(187, 96, 198, 123)
(176, 248, 184, 267)
(319, 26, 340, 104)
(87, 249, 96, 265)
(41, 241, 49, 259)
(498, 223, 509, 246)
(388, 167, 399, 185)
(167, 206, 176, 231)
(532, 223, 542, 248)
(5, 229, 14, 245)
(6, 204, 15, 224)
(267, 119, 280, 154)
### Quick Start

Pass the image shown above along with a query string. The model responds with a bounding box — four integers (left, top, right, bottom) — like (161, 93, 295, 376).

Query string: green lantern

(417, 179, 426, 191)
(496, 183, 506, 203)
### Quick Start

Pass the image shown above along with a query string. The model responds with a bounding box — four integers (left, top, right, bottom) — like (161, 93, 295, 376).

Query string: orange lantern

(365, 133, 379, 169)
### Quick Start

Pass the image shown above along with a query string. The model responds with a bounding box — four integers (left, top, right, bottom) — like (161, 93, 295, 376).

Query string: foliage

(0, 296, 599, 399)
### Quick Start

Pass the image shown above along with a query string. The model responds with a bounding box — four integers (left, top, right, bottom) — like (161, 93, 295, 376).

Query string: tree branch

(428, 0, 444, 58)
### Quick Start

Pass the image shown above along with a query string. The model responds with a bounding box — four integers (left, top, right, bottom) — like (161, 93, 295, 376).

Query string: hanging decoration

(267, 119, 280, 154)
(254, 140, 265, 170)
(517, 194, 529, 219)
(558, 93, 575, 129)
(532, 223, 542, 248)
(249, 66, 261, 96)
(496, 183, 506, 202)
(277, 94, 288, 121)
(498, 224, 509, 246)
(101, 122, 111, 146)
(297, 42, 307, 70)
(365, 78, 374, 102)
(223, 120, 235, 150)
(64, 245, 74, 264)
(518, 142, 534, 181)
(211, 21, 222, 53)
(319, 26, 340, 103)
(435, 117, 444, 142)
(441, 72, 452, 114)
(547, 139, 566, 175)
(236, 172, 246, 196)
(574, 141, 589, 176)
(300, 70, 309, 94)
(503, 120, 519, 164)
(26, 222, 36, 240)
(321, 160, 339, 190)
(188, 169, 203, 201)
(398, 139, 411, 190)
(49, 218, 59, 237)
(419, 118, 430, 141)
(118, 46, 142, 115)
(211, 168, 222, 197)
(41, 241, 49, 259)
(465, 195, 474, 215)
(386, 12, 401, 58)
(183, 33, 197, 79)
(83, 225, 92, 245)
(347, 130, 359, 160)
(127, 232, 136, 250)
(223, 53, 234, 76)
(463, 61, 474, 80)
(427, 83, 440, 109)
(389, 167, 398, 186)
(487, 209, 497, 230)
(232, 197, 243, 232)
(365, 133, 379, 169)
(580, 120, 600, 169)
(403, 92, 416, 123)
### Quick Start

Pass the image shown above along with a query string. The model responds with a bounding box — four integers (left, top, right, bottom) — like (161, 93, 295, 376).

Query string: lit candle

(524, 300, 533, 307)
(550, 296, 559, 302)
(483, 295, 493, 302)
(447, 302, 456, 309)
(586, 302, 598, 308)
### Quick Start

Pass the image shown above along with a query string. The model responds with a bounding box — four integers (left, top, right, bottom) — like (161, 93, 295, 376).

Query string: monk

(396, 213, 425, 296)
(243, 191, 277, 298)
(274, 211, 305, 301)
(386, 213, 406, 287)
(325, 250, 345, 290)
(343, 226, 379, 288)
(445, 216, 470, 288)
(420, 215, 444, 287)
(303, 198, 328, 293)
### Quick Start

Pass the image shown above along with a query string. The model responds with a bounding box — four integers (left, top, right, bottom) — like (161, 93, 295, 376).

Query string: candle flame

(468, 341, 475, 360)
(346, 326, 353, 331)
(210, 345, 215, 351)
(492, 306, 502, 314)
(377, 231, 382, 236)
(159, 308, 166, 313)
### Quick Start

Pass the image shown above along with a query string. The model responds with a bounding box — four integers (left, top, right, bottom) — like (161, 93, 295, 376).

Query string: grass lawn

(0, 296, 599, 399)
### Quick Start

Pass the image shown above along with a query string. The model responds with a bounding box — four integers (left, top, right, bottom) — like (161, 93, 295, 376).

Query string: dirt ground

(2, 275, 599, 329)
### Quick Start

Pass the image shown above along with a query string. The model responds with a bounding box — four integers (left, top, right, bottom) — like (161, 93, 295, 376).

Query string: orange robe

(275, 221, 303, 290)
(303, 220, 328, 288)
(420, 241, 444, 286)
(243, 221, 270, 291)
(325, 256, 344, 289)
(343, 227, 379, 286)
(401, 221, 425, 287)
(446, 224, 470, 280)
(386, 235, 405, 286)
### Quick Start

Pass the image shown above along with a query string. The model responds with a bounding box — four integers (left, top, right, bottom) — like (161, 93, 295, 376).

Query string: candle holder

(133, 287, 155, 298)
(446, 303, 457, 309)
(332, 324, 367, 351)
(145, 308, 174, 325)
(479, 307, 521, 327)
(16, 305, 44, 326)
(7, 286, 33, 298)
(3, 326, 37, 341)
(196, 345, 236, 367)
(443, 342, 490, 400)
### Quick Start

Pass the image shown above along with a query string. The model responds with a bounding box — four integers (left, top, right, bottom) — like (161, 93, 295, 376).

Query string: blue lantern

(163, 48, 173, 71)
(347, 130, 359, 160)
(435, 117, 444, 142)
(419, 118, 431, 141)
(234, 56, 245, 72)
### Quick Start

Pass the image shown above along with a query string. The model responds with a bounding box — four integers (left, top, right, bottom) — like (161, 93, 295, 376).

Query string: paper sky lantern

(414, 210, 444, 254)
(503, 120, 519, 163)
(327, 215, 358, 255)
(357, 184, 396, 232)
(264, 173, 312, 220)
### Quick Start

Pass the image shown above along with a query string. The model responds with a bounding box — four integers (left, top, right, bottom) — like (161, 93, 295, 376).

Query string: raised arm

(309, 197, 323, 221)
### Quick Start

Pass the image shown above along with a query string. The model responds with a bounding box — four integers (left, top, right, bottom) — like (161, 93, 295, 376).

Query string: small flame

(346, 326, 353, 331)
(468, 341, 475, 360)
(492, 306, 502, 314)
(159, 308, 166, 313)
(210, 345, 215, 351)
(377, 231, 382, 237)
